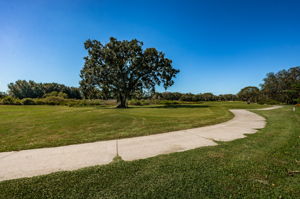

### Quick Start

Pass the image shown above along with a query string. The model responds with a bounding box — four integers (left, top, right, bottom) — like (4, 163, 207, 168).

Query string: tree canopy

(260, 67, 300, 104)
(80, 37, 179, 108)
(0, 92, 7, 98)
(238, 86, 260, 103)
(8, 80, 82, 99)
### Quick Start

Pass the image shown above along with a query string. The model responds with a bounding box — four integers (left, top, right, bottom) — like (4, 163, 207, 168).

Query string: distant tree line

(151, 92, 238, 101)
(7, 80, 82, 99)
(238, 66, 300, 104)
(2, 66, 299, 105)
(3, 80, 239, 102)
(260, 67, 300, 104)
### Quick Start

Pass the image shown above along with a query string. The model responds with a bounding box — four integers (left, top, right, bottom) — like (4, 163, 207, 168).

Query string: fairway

(0, 102, 268, 152)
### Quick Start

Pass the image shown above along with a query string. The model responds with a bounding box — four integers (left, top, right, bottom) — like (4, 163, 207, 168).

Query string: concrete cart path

(0, 106, 282, 181)
(253, 105, 283, 110)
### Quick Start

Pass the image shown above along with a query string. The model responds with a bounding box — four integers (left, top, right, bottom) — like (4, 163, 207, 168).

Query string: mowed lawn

(0, 102, 268, 152)
(0, 106, 299, 198)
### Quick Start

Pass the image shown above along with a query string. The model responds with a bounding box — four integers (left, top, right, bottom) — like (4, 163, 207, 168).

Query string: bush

(21, 98, 36, 105)
(160, 100, 180, 106)
(80, 99, 104, 106)
(0, 97, 112, 106)
(0, 96, 21, 105)
(258, 99, 280, 105)
(34, 99, 46, 105)
(129, 99, 152, 106)
(1, 96, 15, 104)
(128, 99, 203, 106)
(43, 91, 68, 99)
(65, 99, 107, 107)
(141, 100, 150, 105)
(129, 99, 142, 106)
(43, 96, 66, 105)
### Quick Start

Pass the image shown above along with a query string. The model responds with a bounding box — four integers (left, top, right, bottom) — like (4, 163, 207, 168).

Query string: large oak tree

(80, 37, 179, 108)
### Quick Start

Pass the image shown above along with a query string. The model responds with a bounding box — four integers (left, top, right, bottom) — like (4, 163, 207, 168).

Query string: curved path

(0, 106, 281, 181)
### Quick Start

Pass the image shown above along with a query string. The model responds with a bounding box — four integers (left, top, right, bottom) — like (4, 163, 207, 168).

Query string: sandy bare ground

(0, 106, 282, 181)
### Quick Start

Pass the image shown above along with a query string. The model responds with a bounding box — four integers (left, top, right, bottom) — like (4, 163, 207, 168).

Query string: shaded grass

(0, 106, 298, 198)
(0, 101, 268, 152)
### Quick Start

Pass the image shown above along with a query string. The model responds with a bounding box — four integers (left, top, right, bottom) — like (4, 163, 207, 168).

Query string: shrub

(89, 99, 104, 105)
(129, 99, 152, 106)
(1, 96, 17, 105)
(129, 99, 142, 106)
(160, 100, 180, 106)
(21, 98, 36, 105)
(34, 99, 46, 105)
(64, 99, 80, 107)
(258, 99, 280, 105)
(141, 100, 150, 105)
(1, 96, 14, 104)
(0, 96, 115, 106)
(81, 99, 103, 106)
(43, 91, 68, 99)
(65, 99, 106, 107)
(0, 96, 22, 105)
(43, 96, 66, 105)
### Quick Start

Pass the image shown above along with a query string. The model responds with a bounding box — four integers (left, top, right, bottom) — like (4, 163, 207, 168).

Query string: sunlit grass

(0, 101, 268, 152)
(0, 106, 298, 198)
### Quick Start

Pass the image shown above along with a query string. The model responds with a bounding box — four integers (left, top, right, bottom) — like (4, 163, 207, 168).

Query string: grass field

(0, 101, 267, 152)
(0, 106, 299, 198)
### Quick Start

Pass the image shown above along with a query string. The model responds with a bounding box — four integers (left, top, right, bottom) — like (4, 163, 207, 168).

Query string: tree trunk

(116, 93, 128, 108)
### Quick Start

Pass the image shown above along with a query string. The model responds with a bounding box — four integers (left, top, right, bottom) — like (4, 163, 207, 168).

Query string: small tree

(80, 37, 179, 108)
(238, 86, 260, 103)
(0, 92, 7, 98)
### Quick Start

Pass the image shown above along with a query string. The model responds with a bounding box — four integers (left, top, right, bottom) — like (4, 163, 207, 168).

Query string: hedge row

(0, 96, 115, 106)
(0, 96, 203, 107)
(1, 96, 285, 107)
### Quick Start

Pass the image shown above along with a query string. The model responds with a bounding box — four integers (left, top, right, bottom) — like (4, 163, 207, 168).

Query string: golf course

(0, 104, 299, 198)
(1, 0, 300, 198)
(0, 102, 269, 152)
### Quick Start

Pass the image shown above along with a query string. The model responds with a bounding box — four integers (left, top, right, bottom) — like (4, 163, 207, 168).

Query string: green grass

(0, 101, 267, 152)
(0, 106, 299, 198)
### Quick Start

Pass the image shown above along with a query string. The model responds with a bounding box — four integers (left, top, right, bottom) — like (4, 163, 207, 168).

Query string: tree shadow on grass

(91, 104, 210, 109)
(128, 104, 211, 109)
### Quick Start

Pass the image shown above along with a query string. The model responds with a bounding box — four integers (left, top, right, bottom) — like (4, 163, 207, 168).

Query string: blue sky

(1, 0, 300, 94)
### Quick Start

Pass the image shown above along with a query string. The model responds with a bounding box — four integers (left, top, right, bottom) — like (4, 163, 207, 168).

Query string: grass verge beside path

(0, 102, 267, 152)
(1, 106, 299, 198)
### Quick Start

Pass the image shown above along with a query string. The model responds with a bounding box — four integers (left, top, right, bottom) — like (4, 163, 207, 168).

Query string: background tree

(8, 80, 82, 99)
(0, 92, 7, 98)
(80, 37, 179, 108)
(80, 86, 109, 99)
(43, 91, 68, 99)
(238, 86, 260, 103)
(260, 66, 300, 104)
(8, 80, 43, 99)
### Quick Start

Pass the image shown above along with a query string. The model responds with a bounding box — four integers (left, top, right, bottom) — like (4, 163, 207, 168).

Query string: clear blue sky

(1, 0, 300, 94)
